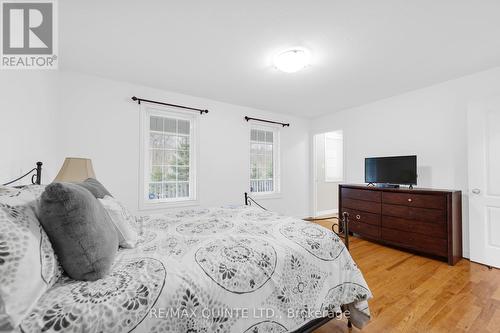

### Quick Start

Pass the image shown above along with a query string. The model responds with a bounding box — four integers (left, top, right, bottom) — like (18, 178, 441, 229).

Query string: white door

(468, 98, 500, 268)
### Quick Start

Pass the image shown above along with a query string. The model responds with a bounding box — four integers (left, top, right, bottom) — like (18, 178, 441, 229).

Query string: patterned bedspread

(18, 206, 371, 333)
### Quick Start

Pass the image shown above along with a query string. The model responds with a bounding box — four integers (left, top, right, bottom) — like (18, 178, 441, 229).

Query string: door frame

(312, 130, 343, 218)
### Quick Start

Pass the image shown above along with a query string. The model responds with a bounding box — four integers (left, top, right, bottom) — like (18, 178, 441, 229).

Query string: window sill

(139, 199, 199, 211)
(250, 193, 282, 200)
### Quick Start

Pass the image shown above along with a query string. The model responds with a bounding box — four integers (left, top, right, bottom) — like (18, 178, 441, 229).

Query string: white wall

(0, 72, 59, 185)
(6, 66, 500, 256)
(54, 72, 310, 217)
(310, 66, 500, 258)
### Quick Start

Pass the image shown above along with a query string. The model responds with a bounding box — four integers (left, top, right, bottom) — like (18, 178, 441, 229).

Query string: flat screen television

(365, 155, 417, 186)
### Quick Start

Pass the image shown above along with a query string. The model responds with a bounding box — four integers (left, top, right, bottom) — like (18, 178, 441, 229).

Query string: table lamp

(54, 157, 96, 182)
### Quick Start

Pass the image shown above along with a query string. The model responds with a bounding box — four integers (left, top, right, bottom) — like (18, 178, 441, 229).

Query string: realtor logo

(1, 0, 57, 69)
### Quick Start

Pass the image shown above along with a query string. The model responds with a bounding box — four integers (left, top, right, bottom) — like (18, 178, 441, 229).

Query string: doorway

(312, 130, 343, 218)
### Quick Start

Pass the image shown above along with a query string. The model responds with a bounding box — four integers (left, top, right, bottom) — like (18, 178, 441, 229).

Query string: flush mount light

(273, 48, 311, 73)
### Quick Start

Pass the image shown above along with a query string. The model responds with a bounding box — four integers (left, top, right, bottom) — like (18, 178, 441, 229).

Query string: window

(249, 126, 280, 194)
(140, 105, 197, 208)
(324, 131, 343, 182)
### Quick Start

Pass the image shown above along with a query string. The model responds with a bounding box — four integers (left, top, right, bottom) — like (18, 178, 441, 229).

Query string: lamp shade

(54, 158, 96, 182)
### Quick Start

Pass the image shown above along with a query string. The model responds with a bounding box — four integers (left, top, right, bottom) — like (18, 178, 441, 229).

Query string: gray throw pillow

(74, 178, 112, 199)
(38, 182, 118, 281)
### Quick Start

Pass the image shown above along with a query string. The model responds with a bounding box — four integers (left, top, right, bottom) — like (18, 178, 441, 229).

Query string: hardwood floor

(311, 218, 500, 333)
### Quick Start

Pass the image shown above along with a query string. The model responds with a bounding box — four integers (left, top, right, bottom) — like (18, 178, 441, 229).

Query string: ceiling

(60, 0, 500, 118)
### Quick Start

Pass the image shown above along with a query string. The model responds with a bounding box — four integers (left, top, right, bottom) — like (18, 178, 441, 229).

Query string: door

(468, 97, 500, 268)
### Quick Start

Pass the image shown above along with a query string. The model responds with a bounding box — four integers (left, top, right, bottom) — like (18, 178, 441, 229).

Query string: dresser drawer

(342, 197, 381, 214)
(382, 192, 446, 210)
(343, 208, 381, 226)
(381, 228, 447, 257)
(382, 216, 447, 239)
(341, 188, 381, 202)
(382, 204, 446, 223)
(350, 221, 380, 239)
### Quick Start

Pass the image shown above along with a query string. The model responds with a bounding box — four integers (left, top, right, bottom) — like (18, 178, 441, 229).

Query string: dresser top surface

(340, 184, 461, 195)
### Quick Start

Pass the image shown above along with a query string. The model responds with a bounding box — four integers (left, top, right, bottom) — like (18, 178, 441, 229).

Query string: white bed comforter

(18, 206, 371, 333)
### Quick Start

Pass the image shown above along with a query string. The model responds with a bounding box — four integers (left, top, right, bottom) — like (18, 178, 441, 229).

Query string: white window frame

(248, 123, 281, 197)
(139, 103, 198, 210)
(324, 130, 344, 182)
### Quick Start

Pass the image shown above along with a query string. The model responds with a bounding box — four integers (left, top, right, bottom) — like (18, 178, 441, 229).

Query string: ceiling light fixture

(273, 48, 311, 73)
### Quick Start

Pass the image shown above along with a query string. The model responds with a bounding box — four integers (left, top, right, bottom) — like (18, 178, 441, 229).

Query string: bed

(2, 163, 372, 333)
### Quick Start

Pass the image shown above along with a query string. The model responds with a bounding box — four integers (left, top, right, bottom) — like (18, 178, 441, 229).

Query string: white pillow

(0, 185, 61, 331)
(98, 196, 138, 248)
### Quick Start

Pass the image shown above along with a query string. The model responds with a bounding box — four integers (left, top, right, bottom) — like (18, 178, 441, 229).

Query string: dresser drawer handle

(408, 198, 412, 202)
(356, 214, 361, 220)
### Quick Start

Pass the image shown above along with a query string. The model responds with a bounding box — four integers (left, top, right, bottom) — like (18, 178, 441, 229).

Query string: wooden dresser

(339, 184, 462, 265)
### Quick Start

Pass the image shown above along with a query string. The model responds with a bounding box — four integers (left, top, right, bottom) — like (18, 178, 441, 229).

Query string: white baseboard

(314, 209, 338, 218)
(462, 250, 470, 259)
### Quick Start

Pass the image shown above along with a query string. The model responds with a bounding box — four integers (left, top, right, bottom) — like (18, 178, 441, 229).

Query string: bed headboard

(2, 161, 43, 186)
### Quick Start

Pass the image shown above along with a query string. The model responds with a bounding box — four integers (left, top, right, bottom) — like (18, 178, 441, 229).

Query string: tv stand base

(376, 183, 400, 188)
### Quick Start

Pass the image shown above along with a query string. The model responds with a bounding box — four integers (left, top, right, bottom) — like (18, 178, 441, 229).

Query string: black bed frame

(244, 192, 353, 332)
(2, 162, 43, 187)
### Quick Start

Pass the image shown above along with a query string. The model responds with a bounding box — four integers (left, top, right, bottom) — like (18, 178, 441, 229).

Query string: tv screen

(365, 155, 417, 185)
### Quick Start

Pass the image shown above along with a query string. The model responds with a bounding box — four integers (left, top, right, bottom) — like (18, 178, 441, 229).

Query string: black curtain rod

(245, 116, 290, 127)
(131, 96, 209, 114)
